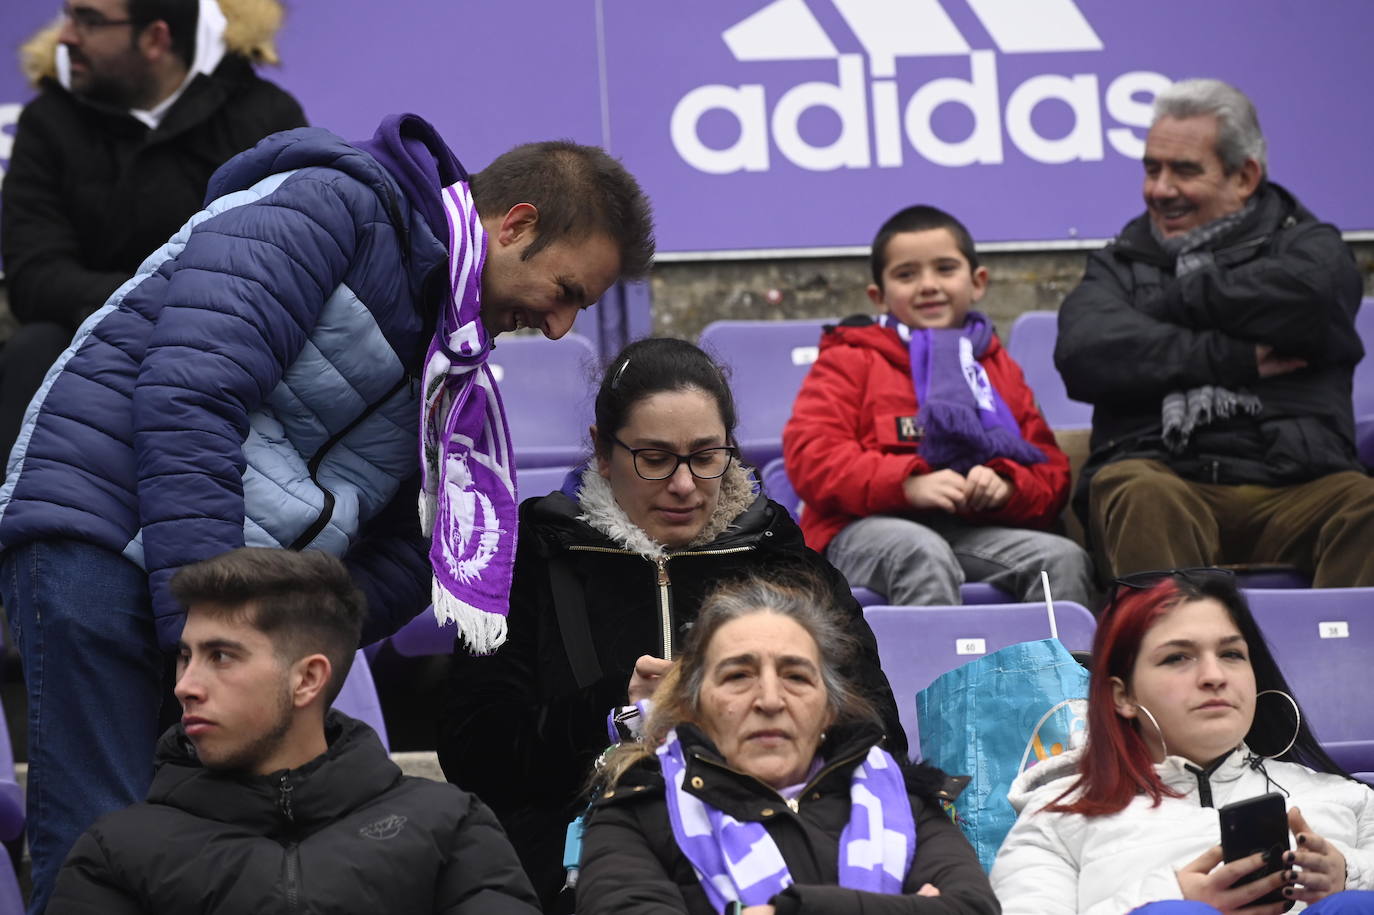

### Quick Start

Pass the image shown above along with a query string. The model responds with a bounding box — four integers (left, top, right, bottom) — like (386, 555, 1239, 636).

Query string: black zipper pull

(278, 774, 294, 824)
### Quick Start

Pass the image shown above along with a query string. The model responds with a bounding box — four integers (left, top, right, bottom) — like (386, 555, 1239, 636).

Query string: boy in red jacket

(783, 205, 1094, 606)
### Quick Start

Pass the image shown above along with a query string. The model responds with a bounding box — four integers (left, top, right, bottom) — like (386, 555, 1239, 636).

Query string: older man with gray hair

(1055, 78, 1374, 585)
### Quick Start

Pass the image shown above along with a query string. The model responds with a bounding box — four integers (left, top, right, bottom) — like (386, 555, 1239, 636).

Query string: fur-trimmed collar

(575, 460, 758, 560)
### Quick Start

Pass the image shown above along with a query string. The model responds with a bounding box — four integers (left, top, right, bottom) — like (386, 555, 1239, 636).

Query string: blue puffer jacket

(0, 120, 457, 648)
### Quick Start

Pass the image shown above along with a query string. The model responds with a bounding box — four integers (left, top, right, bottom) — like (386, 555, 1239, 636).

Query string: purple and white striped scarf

(880, 312, 1045, 474)
(417, 181, 518, 654)
(657, 729, 915, 910)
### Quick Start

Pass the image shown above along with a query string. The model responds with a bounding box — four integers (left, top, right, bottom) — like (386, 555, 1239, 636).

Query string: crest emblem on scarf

(959, 337, 996, 412)
(441, 450, 504, 584)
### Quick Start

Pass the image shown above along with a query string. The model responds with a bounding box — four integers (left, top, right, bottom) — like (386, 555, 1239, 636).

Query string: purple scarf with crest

(657, 729, 914, 910)
(417, 181, 518, 654)
(880, 312, 1045, 473)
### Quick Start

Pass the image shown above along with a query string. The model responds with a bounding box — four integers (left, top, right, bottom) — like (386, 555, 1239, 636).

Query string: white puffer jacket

(990, 746, 1374, 914)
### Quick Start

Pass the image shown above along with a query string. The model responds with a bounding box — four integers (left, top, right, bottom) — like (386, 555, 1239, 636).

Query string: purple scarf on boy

(417, 180, 518, 654)
(657, 729, 915, 910)
(880, 311, 1045, 473)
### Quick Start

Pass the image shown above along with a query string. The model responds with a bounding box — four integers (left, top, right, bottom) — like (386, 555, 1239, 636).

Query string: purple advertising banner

(2, 0, 1371, 255)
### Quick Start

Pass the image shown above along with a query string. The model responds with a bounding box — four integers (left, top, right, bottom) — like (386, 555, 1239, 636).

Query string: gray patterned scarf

(1151, 198, 1262, 452)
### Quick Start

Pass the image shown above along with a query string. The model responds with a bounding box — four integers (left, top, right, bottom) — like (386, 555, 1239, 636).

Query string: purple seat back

(488, 333, 600, 468)
(517, 464, 579, 503)
(863, 601, 1096, 757)
(331, 649, 390, 751)
(1006, 311, 1091, 430)
(1244, 588, 1374, 771)
(0, 695, 21, 844)
(0, 851, 21, 915)
(1355, 299, 1374, 468)
(699, 319, 833, 467)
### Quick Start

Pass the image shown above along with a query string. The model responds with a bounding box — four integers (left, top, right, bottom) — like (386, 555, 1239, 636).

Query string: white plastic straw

(1041, 569, 1059, 640)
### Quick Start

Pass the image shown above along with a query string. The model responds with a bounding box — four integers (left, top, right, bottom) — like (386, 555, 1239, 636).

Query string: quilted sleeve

(133, 169, 366, 647)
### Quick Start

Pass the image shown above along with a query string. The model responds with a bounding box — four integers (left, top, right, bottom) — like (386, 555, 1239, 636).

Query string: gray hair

(674, 571, 875, 729)
(597, 569, 879, 787)
(1152, 78, 1267, 176)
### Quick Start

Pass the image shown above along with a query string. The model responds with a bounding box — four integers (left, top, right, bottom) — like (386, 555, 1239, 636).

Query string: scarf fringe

(432, 586, 508, 655)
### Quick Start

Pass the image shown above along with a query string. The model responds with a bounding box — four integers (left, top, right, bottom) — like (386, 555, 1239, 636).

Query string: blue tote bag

(916, 637, 1089, 871)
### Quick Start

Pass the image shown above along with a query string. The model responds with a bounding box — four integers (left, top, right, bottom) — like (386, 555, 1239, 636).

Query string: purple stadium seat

(331, 649, 390, 751)
(1244, 588, 1374, 772)
(0, 681, 22, 847)
(699, 318, 833, 468)
(1007, 311, 1092, 430)
(0, 850, 20, 915)
(489, 333, 599, 468)
(1356, 773, 1374, 789)
(863, 601, 1096, 756)
(517, 464, 579, 503)
(1354, 299, 1374, 469)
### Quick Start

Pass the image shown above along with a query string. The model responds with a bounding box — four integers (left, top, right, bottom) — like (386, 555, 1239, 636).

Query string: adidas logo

(670, 0, 1172, 174)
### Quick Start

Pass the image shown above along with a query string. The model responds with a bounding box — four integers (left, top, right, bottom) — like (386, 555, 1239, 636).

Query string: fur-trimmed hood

(20, 0, 289, 87)
(573, 459, 760, 560)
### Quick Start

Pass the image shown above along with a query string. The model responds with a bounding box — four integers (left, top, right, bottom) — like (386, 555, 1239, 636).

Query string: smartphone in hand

(1219, 792, 1291, 905)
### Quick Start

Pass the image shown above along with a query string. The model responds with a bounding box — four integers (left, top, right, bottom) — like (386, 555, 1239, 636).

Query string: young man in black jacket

(1054, 78, 1374, 586)
(47, 548, 540, 914)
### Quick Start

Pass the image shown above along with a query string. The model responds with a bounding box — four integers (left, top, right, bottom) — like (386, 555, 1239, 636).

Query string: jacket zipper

(277, 774, 301, 911)
(283, 842, 301, 912)
(287, 372, 413, 550)
(567, 545, 755, 660)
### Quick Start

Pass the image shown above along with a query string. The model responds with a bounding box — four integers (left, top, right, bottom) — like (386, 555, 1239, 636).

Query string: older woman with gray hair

(577, 571, 998, 915)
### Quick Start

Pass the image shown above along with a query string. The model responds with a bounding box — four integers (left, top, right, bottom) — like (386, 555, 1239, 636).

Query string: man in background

(0, 0, 305, 464)
(1056, 78, 1373, 585)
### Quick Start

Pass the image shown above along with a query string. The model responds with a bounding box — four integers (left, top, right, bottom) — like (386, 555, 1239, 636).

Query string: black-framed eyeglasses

(63, 4, 136, 34)
(1107, 567, 1236, 605)
(610, 435, 736, 481)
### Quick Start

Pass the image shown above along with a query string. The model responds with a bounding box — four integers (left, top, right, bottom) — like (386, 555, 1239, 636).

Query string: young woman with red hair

(990, 570, 1374, 914)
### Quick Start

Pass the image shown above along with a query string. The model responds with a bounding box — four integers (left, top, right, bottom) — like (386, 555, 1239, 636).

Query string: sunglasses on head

(1106, 566, 1236, 604)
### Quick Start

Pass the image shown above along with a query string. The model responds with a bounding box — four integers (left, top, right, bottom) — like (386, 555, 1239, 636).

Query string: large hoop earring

(1252, 689, 1301, 760)
(1134, 703, 1169, 761)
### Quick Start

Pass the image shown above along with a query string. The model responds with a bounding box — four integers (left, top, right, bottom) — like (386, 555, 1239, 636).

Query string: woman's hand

(1175, 845, 1294, 914)
(1283, 806, 1347, 905)
(627, 655, 673, 705)
(741, 907, 775, 914)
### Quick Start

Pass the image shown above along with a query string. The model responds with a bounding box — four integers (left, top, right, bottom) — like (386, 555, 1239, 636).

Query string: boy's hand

(904, 470, 968, 513)
(963, 465, 1012, 512)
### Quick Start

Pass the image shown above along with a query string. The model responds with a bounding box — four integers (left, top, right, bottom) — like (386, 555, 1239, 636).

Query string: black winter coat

(1054, 182, 1365, 509)
(438, 473, 908, 909)
(48, 713, 540, 914)
(1, 55, 305, 331)
(578, 723, 999, 915)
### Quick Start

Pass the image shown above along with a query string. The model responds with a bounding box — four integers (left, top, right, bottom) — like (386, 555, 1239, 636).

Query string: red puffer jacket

(783, 316, 1070, 555)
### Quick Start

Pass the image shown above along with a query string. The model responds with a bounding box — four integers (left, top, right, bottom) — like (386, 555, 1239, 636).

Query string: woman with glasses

(990, 569, 1374, 914)
(439, 337, 907, 910)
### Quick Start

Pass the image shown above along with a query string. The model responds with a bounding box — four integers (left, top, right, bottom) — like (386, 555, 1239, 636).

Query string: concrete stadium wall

(653, 240, 1374, 342)
(1, 241, 1370, 346)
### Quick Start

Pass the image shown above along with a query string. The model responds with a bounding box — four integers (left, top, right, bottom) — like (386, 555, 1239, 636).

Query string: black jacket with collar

(1054, 182, 1365, 507)
(438, 474, 907, 909)
(1, 54, 306, 331)
(47, 712, 540, 914)
(578, 722, 999, 915)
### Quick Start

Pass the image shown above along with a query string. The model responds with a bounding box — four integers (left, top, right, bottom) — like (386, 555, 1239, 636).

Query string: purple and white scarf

(417, 181, 518, 654)
(656, 729, 915, 910)
(880, 312, 1045, 474)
